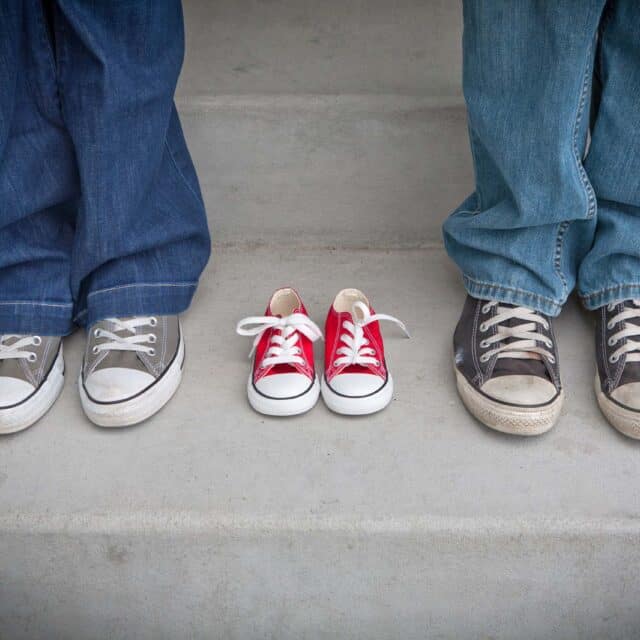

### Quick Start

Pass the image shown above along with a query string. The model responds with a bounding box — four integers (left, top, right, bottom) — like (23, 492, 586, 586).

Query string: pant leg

(443, 0, 607, 317)
(51, 0, 211, 327)
(578, 0, 640, 309)
(0, 0, 77, 335)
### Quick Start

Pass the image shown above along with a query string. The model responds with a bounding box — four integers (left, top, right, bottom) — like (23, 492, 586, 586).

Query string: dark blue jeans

(0, 1, 211, 335)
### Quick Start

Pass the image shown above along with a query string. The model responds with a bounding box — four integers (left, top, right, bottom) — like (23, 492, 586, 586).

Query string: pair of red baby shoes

(236, 288, 409, 416)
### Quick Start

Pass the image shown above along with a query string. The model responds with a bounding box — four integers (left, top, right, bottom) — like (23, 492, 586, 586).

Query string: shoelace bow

(606, 300, 640, 364)
(478, 302, 554, 364)
(0, 335, 42, 362)
(236, 313, 323, 367)
(92, 317, 158, 356)
(334, 301, 410, 367)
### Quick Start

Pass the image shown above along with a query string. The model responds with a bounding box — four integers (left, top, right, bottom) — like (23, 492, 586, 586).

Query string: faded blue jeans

(443, 0, 640, 317)
(0, 1, 211, 335)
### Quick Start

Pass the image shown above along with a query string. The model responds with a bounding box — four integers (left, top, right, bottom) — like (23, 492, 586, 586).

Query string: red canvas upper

(324, 301, 388, 383)
(252, 292, 316, 384)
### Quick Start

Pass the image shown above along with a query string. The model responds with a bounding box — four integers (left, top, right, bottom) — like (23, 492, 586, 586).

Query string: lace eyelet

(607, 304, 615, 312)
(333, 360, 339, 367)
(608, 337, 617, 347)
(148, 334, 157, 344)
(148, 348, 156, 357)
(374, 360, 381, 367)
(481, 304, 491, 314)
(479, 340, 489, 349)
(149, 317, 158, 327)
(609, 355, 619, 364)
(479, 354, 489, 363)
(92, 346, 99, 355)
(607, 321, 615, 330)
(548, 356, 556, 364)
(93, 328, 100, 337)
(27, 353, 37, 363)
(479, 323, 488, 333)
(32, 336, 42, 346)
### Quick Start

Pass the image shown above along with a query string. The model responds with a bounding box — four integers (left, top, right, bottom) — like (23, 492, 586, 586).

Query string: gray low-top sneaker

(79, 315, 184, 427)
(0, 334, 64, 434)
(595, 299, 640, 439)
(453, 295, 563, 436)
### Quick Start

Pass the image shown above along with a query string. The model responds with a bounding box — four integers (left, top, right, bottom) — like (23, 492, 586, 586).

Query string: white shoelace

(236, 314, 323, 368)
(0, 335, 42, 363)
(606, 301, 640, 364)
(333, 301, 409, 367)
(92, 317, 158, 356)
(478, 302, 554, 364)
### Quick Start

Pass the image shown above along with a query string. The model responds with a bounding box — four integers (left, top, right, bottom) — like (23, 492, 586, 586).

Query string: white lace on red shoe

(333, 301, 409, 368)
(236, 313, 323, 367)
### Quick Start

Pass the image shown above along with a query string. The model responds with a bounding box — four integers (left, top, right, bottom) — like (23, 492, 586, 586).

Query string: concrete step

(179, 95, 472, 248)
(179, 0, 462, 98)
(1, 247, 639, 639)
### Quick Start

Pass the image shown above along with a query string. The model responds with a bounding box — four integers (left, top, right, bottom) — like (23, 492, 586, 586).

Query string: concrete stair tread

(2, 247, 638, 530)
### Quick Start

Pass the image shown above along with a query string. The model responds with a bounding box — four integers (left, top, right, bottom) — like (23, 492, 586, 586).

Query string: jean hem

(463, 275, 563, 317)
(74, 282, 198, 327)
(0, 301, 74, 336)
(580, 284, 640, 310)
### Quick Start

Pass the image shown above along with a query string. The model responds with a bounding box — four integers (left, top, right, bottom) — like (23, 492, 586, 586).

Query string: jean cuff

(580, 284, 640, 310)
(463, 275, 563, 317)
(0, 301, 74, 336)
(74, 282, 198, 327)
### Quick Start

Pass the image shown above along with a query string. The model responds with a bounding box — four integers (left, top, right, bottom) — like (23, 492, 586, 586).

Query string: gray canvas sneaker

(79, 315, 184, 427)
(0, 335, 64, 434)
(453, 295, 563, 436)
(595, 299, 640, 439)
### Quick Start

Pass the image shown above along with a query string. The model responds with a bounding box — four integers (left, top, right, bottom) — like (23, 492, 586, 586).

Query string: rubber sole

(0, 346, 65, 435)
(79, 333, 185, 428)
(455, 369, 563, 436)
(321, 374, 393, 416)
(247, 375, 320, 416)
(595, 374, 640, 440)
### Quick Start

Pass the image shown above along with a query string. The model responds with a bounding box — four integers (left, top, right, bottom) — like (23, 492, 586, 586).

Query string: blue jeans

(443, 0, 640, 317)
(0, 1, 211, 335)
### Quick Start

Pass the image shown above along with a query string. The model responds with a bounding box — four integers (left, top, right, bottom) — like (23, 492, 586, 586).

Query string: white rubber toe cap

(84, 368, 155, 403)
(481, 375, 558, 406)
(610, 382, 640, 410)
(255, 373, 313, 399)
(0, 376, 36, 407)
(327, 372, 385, 397)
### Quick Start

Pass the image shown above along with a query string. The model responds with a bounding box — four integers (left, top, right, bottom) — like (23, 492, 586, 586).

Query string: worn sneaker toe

(481, 375, 558, 406)
(84, 367, 155, 403)
(0, 376, 35, 407)
(610, 382, 640, 411)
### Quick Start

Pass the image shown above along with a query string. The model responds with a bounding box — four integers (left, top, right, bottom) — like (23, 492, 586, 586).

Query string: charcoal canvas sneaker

(79, 316, 184, 427)
(236, 288, 323, 416)
(321, 288, 409, 415)
(594, 299, 640, 439)
(453, 295, 563, 435)
(0, 335, 64, 434)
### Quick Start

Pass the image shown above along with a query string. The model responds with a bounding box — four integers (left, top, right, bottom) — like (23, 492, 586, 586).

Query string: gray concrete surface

(2, 248, 640, 639)
(180, 96, 472, 248)
(178, 0, 462, 98)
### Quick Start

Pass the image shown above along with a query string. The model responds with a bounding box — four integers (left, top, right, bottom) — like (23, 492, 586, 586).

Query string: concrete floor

(1, 247, 639, 639)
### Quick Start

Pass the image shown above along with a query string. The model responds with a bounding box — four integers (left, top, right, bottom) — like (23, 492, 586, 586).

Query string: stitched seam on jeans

(463, 275, 561, 307)
(553, 221, 571, 298)
(165, 140, 204, 210)
(0, 301, 72, 309)
(571, 36, 597, 220)
(582, 284, 640, 300)
(86, 282, 197, 299)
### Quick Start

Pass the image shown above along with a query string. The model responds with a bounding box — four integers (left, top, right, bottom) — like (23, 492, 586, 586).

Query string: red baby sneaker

(236, 288, 323, 416)
(321, 288, 409, 415)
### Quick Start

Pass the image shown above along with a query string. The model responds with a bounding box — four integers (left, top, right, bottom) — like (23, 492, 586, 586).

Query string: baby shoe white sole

(247, 375, 320, 417)
(79, 333, 185, 428)
(321, 373, 394, 416)
(0, 345, 65, 435)
(595, 373, 640, 440)
(455, 367, 563, 436)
